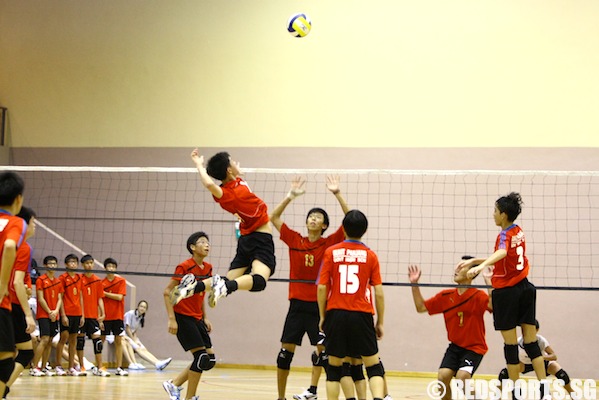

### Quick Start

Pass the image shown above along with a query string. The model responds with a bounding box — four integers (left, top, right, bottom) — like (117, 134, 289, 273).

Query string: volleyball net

(6, 166, 599, 291)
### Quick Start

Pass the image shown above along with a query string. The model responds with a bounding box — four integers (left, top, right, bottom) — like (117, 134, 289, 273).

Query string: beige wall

(1, 0, 599, 148)
(1, 0, 598, 380)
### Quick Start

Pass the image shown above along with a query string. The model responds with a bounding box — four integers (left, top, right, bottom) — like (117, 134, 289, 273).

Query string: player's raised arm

(191, 148, 223, 199)
(326, 175, 350, 215)
(408, 264, 428, 313)
(270, 176, 306, 231)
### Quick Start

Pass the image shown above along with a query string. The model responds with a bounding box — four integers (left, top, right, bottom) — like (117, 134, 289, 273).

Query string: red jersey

(9, 241, 31, 305)
(424, 288, 490, 355)
(0, 213, 26, 311)
(172, 258, 212, 321)
(102, 275, 127, 320)
(318, 240, 382, 314)
(60, 272, 83, 317)
(81, 273, 104, 319)
(281, 224, 345, 302)
(491, 224, 529, 289)
(36, 273, 64, 319)
(215, 177, 269, 235)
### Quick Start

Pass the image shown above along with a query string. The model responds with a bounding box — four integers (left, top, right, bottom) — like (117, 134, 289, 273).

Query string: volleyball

(287, 13, 312, 37)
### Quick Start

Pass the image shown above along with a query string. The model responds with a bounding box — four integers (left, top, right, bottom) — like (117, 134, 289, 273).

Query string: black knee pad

(366, 363, 385, 379)
(555, 369, 570, 385)
(498, 368, 509, 381)
(276, 348, 294, 370)
(326, 364, 343, 382)
(76, 336, 85, 351)
(93, 338, 103, 355)
(523, 341, 542, 361)
(0, 357, 15, 383)
(203, 353, 216, 371)
(15, 349, 34, 367)
(351, 364, 365, 382)
(190, 349, 210, 373)
(504, 344, 520, 365)
(249, 274, 267, 292)
(311, 351, 328, 368)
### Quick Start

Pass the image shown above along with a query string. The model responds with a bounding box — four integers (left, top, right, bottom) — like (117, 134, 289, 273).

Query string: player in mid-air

(172, 149, 276, 308)
(461, 192, 548, 396)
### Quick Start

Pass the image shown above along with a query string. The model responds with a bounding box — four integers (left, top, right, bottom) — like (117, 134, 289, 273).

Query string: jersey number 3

(338, 264, 359, 294)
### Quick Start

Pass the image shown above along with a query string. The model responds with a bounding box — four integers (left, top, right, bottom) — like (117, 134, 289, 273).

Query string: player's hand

(482, 265, 494, 280)
(408, 265, 421, 283)
(467, 265, 483, 279)
(375, 323, 384, 340)
(0, 286, 8, 300)
(287, 176, 306, 200)
(190, 148, 204, 166)
(61, 315, 69, 326)
(99, 321, 105, 331)
(79, 316, 85, 328)
(203, 318, 212, 333)
(25, 315, 36, 334)
(168, 318, 178, 335)
(326, 175, 341, 194)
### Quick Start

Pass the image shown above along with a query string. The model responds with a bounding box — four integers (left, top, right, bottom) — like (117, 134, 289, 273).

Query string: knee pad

(379, 359, 386, 374)
(277, 348, 294, 370)
(326, 364, 343, 382)
(366, 363, 385, 379)
(555, 369, 570, 385)
(15, 349, 34, 367)
(93, 338, 103, 355)
(498, 368, 509, 381)
(0, 358, 15, 383)
(190, 349, 210, 373)
(249, 274, 267, 292)
(342, 362, 352, 377)
(523, 341, 542, 361)
(76, 336, 85, 351)
(351, 364, 365, 382)
(203, 353, 216, 371)
(311, 351, 328, 368)
(504, 344, 520, 365)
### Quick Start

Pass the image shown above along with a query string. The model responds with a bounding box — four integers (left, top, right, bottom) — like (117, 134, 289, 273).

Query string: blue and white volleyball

(287, 13, 312, 37)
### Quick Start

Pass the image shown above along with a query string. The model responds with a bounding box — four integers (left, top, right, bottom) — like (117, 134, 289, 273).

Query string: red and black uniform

(101, 275, 127, 336)
(36, 273, 64, 337)
(59, 272, 83, 334)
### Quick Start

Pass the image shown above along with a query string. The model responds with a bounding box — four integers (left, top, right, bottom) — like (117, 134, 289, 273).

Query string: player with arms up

(270, 175, 349, 400)
(173, 149, 276, 308)
(460, 192, 548, 396)
(317, 210, 386, 400)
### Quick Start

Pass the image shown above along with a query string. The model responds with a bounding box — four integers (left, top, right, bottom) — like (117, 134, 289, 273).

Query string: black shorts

(439, 343, 484, 375)
(230, 232, 276, 274)
(61, 315, 81, 334)
(80, 319, 101, 338)
(492, 278, 536, 331)
(10, 303, 31, 344)
(322, 309, 378, 359)
(38, 318, 59, 338)
(280, 299, 320, 346)
(522, 360, 550, 375)
(101, 320, 124, 336)
(175, 313, 212, 352)
(0, 308, 15, 352)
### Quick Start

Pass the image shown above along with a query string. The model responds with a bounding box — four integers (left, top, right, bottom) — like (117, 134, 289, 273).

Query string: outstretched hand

(190, 148, 204, 167)
(287, 176, 306, 200)
(408, 264, 421, 284)
(326, 175, 341, 194)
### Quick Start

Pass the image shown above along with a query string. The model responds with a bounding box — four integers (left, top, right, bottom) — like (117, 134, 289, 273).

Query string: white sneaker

(384, 395, 393, 400)
(293, 389, 317, 400)
(156, 357, 172, 371)
(163, 379, 183, 400)
(115, 367, 129, 376)
(66, 367, 81, 376)
(42, 368, 56, 377)
(55, 366, 67, 376)
(208, 274, 227, 308)
(82, 357, 94, 370)
(128, 363, 140, 370)
(30, 367, 45, 377)
(170, 273, 197, 305)
(92, 366, 111, 377)
(135, 362, 146, 370)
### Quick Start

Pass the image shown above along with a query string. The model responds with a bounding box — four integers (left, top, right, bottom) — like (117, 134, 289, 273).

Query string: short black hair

(206, 152, 231, 181)
(43, 255, 58, 265)
(81, 254, 94, 263)
(342, 210, 368, 239)
(64, 253, 79, 264)
(104, 257, 118, 268)
(306, 207, 330, 234)
(0, 171, 25, 207)
(186, 231, 209, 254)
(16, 206, 36, 223)
(496, 192, 523, 222)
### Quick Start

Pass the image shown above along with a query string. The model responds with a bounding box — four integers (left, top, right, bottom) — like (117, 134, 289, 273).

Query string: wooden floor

(9, 361, 434, 400)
